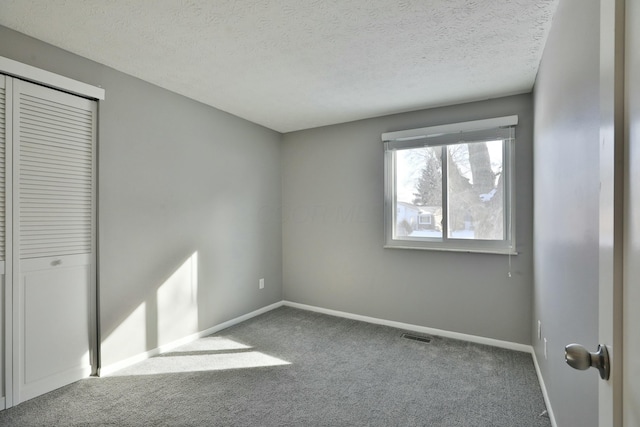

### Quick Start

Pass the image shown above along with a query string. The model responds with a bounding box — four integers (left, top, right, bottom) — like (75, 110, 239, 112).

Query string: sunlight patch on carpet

(169, 336, 252, 353)
(110, 351, 290, 376)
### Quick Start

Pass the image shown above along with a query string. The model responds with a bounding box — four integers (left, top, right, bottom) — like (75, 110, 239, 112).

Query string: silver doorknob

(564, 343, 610, 380)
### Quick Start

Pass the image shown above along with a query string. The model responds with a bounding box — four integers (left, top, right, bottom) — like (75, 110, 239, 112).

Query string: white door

(562, 1, 625, 424)
(11, 78, 96, 404)
(597, 0, 624, 424)
(623, 0, 640, 424)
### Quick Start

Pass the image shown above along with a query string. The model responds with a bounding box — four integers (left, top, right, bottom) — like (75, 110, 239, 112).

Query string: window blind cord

(507, 129, 514, 278)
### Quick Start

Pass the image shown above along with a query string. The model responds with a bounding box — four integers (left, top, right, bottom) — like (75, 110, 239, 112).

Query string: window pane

(395, 147, 443, 238)
(447, 140, 504, 240)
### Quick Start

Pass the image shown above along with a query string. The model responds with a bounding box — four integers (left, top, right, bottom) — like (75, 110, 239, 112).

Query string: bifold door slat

(20, 126, 91, 144)
(22, 151, 91, 165)
(21, 250, 91, 259)
(21, 145, 92, 162)
(19, 112, 91, 135)
(18, 105, 93, 129)
(18, 107, 92, 131)
(20, 143, 91, 158)
(20, 236, 91, 245)
(21, 209, 92, 217)
(20, 246, 92, 258)
(20, 182, 92, 193)
(20, 197, 91, 205)
(20, 237, 91, 245)
(20, 163, 92, 177)
(20, 127, 91, 144)
(20, 118, 92, 141)
(20, 181, 92, 191)
(21, 200, 91, 207)
(18, 221, 92, 228)
(18, 102, 92, 125)
(21, 231, 91, 239)
(21, 133, 91, 152)
(20, 175, 92, 187)
(21, 151, 91, 165)
(21, 93, 93, 118)
(19, 119, 91, 140)
(21, 167, 91, 180)
(20, 134, 92, 153)
(20, 215, 92, 223)
(21, 209, 91, 216)
(19, 193, 91, 202)
(21, 241, 92, 251)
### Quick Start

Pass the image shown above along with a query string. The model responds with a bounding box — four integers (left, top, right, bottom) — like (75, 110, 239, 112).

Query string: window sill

(383, 243, 518, 255)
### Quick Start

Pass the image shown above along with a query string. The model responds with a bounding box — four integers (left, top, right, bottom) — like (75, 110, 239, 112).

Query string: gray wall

(282, 94, 534, 344)
(0, 26, 283, 368)
(532, 0, 600, 425)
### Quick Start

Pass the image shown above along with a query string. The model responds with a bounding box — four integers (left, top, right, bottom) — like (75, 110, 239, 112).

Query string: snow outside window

(382, 116, 517, 254)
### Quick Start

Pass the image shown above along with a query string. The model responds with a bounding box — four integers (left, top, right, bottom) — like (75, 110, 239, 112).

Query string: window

(383, 116, 517, 254)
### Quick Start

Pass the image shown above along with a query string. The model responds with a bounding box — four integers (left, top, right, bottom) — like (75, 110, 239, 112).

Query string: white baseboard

(283, 300, 531, 353)
(0, 396, 5, 411)
(100, 301, 284, 377)
(531, 349, 557, 427)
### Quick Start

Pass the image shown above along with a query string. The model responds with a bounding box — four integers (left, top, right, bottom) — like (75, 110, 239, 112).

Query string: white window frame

(382, 116, 517, 254)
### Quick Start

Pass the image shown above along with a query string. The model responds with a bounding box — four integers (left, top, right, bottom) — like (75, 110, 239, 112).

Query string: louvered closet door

(13, 79, 96, 403)
(0, 75, 7, 408)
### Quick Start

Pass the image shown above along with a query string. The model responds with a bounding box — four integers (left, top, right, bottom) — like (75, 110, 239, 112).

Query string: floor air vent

(401, 333, 432, 343)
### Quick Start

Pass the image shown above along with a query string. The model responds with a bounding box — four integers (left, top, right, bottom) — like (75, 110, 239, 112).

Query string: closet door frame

(0, 56, 104, 409)
(1, 73, 13, 411)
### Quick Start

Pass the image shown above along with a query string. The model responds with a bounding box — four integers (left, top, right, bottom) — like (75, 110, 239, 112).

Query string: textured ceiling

(0, 0, 558, 133)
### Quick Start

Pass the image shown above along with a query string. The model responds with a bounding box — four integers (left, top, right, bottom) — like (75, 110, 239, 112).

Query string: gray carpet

(0, 307, 551, 426)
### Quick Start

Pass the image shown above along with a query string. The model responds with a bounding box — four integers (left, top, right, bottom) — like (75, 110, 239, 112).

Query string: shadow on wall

(101, 252, 200, 367)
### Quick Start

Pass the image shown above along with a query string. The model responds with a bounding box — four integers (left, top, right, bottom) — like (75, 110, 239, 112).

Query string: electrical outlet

(537, 320, 542, 340)
(259, 278, 264, 289)
(544, 338, 548, 359)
